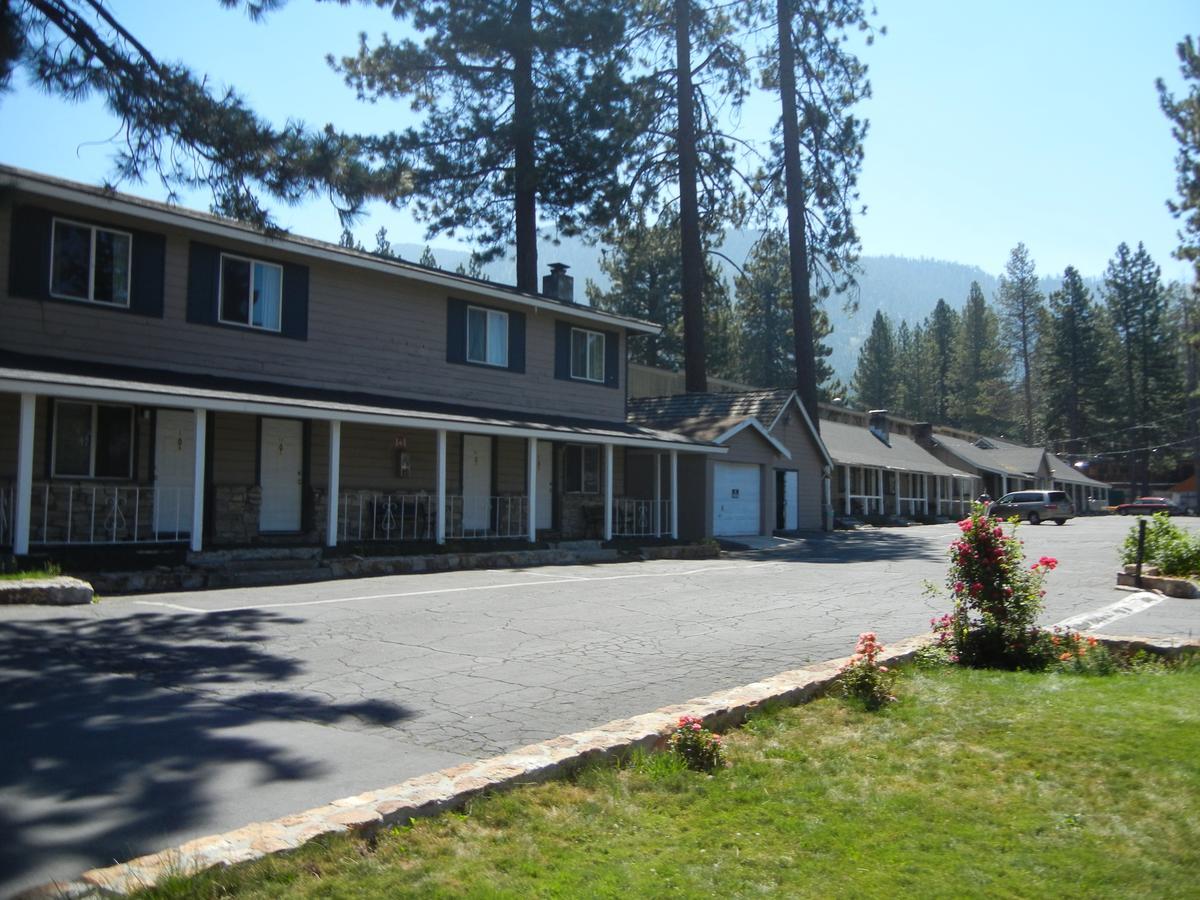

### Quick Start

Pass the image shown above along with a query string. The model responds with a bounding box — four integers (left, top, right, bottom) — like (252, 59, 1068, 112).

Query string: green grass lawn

(144, 665, 1199, 899)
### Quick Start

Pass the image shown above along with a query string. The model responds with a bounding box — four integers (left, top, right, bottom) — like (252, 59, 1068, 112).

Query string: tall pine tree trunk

(776, 0, 819, 429)
(512, 0, 538, 293)
(1020, 320, 1033, 445)
(674, 0, 707, 392)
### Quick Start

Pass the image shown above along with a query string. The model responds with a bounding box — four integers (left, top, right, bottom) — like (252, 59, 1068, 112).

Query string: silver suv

(989, 490, 1074, 525)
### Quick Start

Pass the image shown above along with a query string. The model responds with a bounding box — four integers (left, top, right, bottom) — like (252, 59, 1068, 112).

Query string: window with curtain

(466, 306, 509, 366)
(570, 328, 605, 382)
(219, 253, 283, 331)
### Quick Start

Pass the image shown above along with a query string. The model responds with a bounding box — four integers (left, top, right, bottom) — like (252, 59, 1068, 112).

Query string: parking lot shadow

(730, 528, 950, 563)
(0, 609, 410, 892)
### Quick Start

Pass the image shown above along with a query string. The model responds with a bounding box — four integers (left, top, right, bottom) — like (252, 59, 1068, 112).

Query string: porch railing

(338, 491, 436, 543)
(27, 482, 191, 545)
(612, 498, 672, 537)
(445, 495, 528, 540)
(0, 482, 11, 548)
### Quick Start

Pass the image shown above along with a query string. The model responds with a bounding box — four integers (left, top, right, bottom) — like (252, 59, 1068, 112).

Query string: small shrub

(839, 632, 898, 710)
(932, 504, 1058, 670)
(1119, 512, 1200, 577)
(666, 715, 725, 772)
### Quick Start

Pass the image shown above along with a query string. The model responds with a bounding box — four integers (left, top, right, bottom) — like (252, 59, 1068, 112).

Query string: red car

(1115, 497, 1184, 516)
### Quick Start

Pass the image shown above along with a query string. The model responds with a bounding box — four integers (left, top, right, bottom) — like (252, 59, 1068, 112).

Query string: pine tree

(926, 299, 960, 423)
(951, 282, 1011, 434)
(333, 0, 637, 291)
(1158, 35, 1200, 276)
(1039, 267, 1111, 449)
(419, 246, 439, 269)
(762, 0, 877, 425)
(621, 0, 750, 392)
(734, 229, 835, 391)
(851, 310, 896, 410)
(587, 211, 737, 378)
(0, 1, 374, 228)
(995, 243, 1044, 444)
(1104, 242, 1180, 492)
(895, 321, 934, 420)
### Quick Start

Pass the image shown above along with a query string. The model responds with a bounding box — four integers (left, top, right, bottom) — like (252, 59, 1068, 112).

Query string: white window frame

(51, 401, 135, 480)
(217, 252, 284, 332)
(570, 327, 605, 383)
(466, 305, 510, 367)
(49, 217, 133, 307)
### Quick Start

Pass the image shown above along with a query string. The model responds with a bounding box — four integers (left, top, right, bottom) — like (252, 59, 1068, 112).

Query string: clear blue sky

(0, 0, 1193, 282)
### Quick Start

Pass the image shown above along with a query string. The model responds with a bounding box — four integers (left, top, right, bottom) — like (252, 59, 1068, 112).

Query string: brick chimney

(542, 263, 574, 303)
(868, 409, 890, 446)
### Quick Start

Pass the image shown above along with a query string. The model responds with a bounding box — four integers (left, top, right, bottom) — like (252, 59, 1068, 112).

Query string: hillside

(393, 235, 1096, 383)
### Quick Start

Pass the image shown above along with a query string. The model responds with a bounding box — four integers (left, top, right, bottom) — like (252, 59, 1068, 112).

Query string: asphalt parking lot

(2, 515, 1197, 894)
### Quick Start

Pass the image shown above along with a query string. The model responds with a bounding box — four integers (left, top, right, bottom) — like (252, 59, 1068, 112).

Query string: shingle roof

(626, 390, 795, 442)
(1045, 451, 1110, 488)
(932, 432, 1048, 478)
(819, 420, 972, 478)
(0, 351, 717, 450)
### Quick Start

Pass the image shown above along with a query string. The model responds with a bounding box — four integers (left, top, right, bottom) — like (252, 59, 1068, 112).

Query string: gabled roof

(1045, 452, 1111, 488)
(0, 164, 660, 336)
(627, 389, 831, 467)
(819, 419, 973, 478)
(932, 432, 1049, 478)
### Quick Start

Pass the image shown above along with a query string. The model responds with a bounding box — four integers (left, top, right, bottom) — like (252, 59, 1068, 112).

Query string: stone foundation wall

(212, 485, 261, 544)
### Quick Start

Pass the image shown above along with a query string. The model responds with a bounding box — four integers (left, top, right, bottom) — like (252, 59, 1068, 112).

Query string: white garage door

(713, 462, 761, 536)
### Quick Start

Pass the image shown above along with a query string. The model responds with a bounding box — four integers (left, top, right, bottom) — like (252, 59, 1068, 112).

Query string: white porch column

(1001, 475, 1008, 496)
(436, 429, 447, 544)
(894, 472, 901, 515)
(823, 471, 833, 530)
(653, 452, 662, 536)
(603, 443, 614, 541)
(190, 409, 207, 552)
(923, 474, 929, 514)
(13, 393, 35, 555)
(876, 468, 885, 514)
(326, 420, 341, 548)
(935, 475, 943, 517)
(526, 437, 537, 543)
(669, 450, 679, 539)
(843, 465, 851, 515)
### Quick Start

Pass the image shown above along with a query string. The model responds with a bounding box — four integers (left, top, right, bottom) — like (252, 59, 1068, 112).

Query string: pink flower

(971, 582, 983, 594)
(878, 666, 889, 673)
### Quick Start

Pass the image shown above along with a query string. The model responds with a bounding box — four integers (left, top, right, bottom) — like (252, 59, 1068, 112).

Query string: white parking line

(1052, 592, 1165, 632)
(133, 561, 783, 614)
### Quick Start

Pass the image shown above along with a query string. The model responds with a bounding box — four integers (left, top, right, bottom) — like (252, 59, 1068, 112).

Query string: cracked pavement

(3, 516, 1198, 894)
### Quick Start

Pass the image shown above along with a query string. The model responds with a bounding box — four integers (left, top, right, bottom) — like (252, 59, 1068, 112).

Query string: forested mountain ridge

(385, 234, 1096, 382)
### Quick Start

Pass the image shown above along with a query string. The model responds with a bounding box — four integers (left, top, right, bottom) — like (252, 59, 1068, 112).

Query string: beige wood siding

(211, 412, 257, 485)
(2, 193, 627, 423)
(772, 409, 826, 530)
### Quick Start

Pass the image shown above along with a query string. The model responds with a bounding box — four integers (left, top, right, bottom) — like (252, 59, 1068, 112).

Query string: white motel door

(154, 409, 195, 537)
(462, 434, 493, 532)
(536, 440, 553, 530)
(713, 462, 761, 536)
(259, 418, 303, 532)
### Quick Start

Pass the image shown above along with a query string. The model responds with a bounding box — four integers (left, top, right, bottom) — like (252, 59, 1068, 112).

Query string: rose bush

(667, 715, 725, 772)
(936, 503, 1058, 669)
(839, 632, 898, 710)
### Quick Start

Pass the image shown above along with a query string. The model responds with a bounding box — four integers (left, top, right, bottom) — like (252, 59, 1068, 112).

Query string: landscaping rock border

(31, 631, 1198, 897)
(0, 576, 93, 606)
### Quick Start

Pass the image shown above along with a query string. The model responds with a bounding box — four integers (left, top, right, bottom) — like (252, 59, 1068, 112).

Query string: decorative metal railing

(26, 483, 191, 545)
(338, 491, 436, 542)
(445, 495, 528, 540)
(612, 498, 672, 537)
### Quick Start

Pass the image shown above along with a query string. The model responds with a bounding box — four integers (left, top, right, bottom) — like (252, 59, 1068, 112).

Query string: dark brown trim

(254, 416, 263, 487)
(301, 419, 313, 534)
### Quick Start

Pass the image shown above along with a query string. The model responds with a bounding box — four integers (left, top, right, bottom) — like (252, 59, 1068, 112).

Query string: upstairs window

(570, 327, 605, 382)
(52, 402, 134, 479)
(219, 253, 283, 332)
(467, 306, 509, 367)
(50, 218, 132, 306)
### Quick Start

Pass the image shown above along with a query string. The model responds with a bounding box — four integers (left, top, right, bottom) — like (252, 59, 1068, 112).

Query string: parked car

(989, 490, 1074, 525)
(1115, 497, 1184, 516)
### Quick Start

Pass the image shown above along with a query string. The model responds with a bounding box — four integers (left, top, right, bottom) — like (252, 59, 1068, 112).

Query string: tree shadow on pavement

(0, 609, 410, 894)
(730, 528, 951, 563)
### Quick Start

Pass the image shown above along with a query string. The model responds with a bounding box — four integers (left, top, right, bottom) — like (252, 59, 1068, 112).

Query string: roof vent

(974, 437, 997, 450)
(542, 262, 574, 303)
